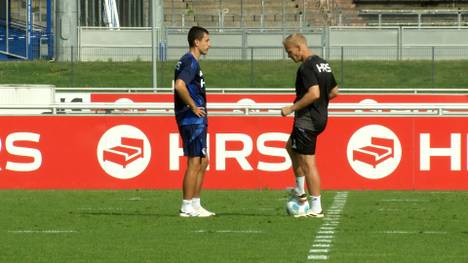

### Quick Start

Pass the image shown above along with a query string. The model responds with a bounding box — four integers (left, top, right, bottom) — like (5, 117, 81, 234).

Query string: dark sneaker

(288, 188, 308, 202)
(297, 193, 308, 203)
(179, 209, 200, 217)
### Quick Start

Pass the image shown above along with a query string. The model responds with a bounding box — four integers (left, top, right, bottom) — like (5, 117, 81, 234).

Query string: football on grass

(286, 197, 309, 216)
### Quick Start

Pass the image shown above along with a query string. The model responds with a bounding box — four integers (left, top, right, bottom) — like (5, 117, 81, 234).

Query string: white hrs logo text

(0, 132, 42, 172)
(420, 133, 468, 171)
(169, 132, 291, 172)
(316, 63, 332, 73)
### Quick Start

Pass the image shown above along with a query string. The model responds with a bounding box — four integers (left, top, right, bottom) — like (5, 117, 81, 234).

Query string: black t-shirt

(293, 55, 337, 132)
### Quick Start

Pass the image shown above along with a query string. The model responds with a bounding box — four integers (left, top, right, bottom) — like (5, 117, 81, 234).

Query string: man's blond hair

(283, 33, 308, 47)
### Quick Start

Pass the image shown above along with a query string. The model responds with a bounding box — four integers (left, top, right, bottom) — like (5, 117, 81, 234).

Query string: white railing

(1, 102, 467, 116)
(54, 87, 468, 94)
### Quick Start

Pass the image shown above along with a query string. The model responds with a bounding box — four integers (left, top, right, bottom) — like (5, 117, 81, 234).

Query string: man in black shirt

(281, 33, 339, 217)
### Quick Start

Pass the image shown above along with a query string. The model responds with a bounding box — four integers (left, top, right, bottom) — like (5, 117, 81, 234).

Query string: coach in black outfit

(281, 33, 339, 217)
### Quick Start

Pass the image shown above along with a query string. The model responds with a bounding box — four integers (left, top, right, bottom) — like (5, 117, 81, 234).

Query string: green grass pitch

(1, 60, 467, 89)
(1, 190, 467, 262)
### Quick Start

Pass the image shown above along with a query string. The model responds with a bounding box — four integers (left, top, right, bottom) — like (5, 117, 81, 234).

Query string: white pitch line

(377, 208, 399, 211)
(323, 220, 340, 224)
(8, 230, 77, 234)
(314, 239, 332, 243)
(78, 207, 124, 211)
(193, 230, 263, 234)
(317, 231, 335, 235)
(381, 199, 428, 202)
(316, 235, 333, 239)
(378, 230, 447, 235)
(312, 244, 331, 248)
(326, 211, 342, 215)
(323, 214, 342, 218)
(307, 191, 348, 261)
(308, 255, 329, 260)
(310, 249, 329, 253)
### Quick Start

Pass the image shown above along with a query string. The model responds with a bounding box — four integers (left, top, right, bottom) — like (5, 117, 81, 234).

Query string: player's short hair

(188, 26, 209, 47)
(283, 33, 308, 47)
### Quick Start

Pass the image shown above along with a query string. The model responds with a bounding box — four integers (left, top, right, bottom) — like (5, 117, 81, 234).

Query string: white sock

(192, 197, 201, 210)
(295, 176, 305, 195)
(181, 199, 193, 212)
(310, 196, 322, 213)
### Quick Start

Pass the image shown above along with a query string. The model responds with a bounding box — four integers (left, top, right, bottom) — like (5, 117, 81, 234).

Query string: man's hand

(281, 106, 293, 117)
(191, 106, 206, 117)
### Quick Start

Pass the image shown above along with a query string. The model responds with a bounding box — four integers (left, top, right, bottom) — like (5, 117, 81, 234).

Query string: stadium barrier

(0, 84, 55, 114)
(54, 87, 468, 93)
(2, 87, 468, 190)
(1, 102, 467, 116)
(0, 95, 467, 190)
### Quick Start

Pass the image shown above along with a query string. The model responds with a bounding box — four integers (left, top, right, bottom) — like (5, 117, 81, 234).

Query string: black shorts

(290, 126, 321, 155)
(178, 124, 207, 157)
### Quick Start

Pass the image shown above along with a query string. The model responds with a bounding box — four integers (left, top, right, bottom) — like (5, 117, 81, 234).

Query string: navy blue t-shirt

(174, 52, 207, 126)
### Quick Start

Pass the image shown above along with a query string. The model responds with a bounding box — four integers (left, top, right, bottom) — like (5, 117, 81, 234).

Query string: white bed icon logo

(97, 125, 151, 179)
(346, 125, 402, 180)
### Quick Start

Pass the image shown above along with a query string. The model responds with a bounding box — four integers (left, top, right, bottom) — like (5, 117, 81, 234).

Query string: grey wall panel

(78, 27, 468, 61)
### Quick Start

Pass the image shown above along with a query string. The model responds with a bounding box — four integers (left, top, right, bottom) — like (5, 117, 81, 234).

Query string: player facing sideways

(174, 26, 215, 217)
(281, 33, 339, 217)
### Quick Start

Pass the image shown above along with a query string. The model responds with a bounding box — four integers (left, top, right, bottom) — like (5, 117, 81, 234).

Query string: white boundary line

(307, 192, 349, 261)
(193, 230, 263, 234)
(381, 199, 429, 202)
(7, 230, 77, 234)
(377, 230, 448, 235)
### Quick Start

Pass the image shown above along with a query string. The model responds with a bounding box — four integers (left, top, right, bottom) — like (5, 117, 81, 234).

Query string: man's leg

(193, 156, 209, 197)
(191, 156, 215, 216)
(297, 154, 323, 216)
(180, 156, 202, 216)
(298, 154, 321, 197)
(286, 139, 307, 200)
(183, 156, 202, 200)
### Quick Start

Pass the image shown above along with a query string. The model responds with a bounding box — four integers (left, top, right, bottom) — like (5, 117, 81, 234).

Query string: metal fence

(76, 26, 468, 61)
(54, 44, 468, 90)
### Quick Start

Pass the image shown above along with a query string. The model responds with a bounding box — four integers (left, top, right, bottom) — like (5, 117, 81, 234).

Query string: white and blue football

(286, 197, 310, 216)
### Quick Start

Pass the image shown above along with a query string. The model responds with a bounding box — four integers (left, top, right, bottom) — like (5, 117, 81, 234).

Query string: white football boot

(179, 207, 200, 217)
(306, 209, 324, 218)
(195, 206, 216, 217)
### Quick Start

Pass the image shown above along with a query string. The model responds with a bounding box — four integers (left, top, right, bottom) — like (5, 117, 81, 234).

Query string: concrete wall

(77, 27, 468, 61)
(56, 0, 78, 61)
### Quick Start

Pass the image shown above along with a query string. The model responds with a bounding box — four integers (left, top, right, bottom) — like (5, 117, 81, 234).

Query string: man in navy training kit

(281, 33, 339, 218)
(174, 26, 215, 217)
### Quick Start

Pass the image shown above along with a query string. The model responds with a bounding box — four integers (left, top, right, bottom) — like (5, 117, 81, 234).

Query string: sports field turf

(1, 190, 467, 262)
(1, 60, 467, 89)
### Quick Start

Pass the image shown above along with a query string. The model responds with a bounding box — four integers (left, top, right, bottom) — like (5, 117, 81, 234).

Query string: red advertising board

(89, 93, 468, 103)
(0, 115, 466, 190)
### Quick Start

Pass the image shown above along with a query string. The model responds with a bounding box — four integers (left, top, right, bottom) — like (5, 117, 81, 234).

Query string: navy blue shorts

(178, 124, 207, 157)
(290, 126, 321, 155)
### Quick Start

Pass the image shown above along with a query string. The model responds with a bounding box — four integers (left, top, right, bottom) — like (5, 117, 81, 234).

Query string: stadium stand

(163, 0, 366, 28)
(0, 0, 50, 60)
(162, 0, 468, 27)
(353, 0, 468, 26)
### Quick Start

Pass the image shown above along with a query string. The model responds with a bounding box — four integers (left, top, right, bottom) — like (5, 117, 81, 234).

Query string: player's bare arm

(329, 85, 339, 100)
(174, 79, 206, 117)
(281, 85, 320, 116)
